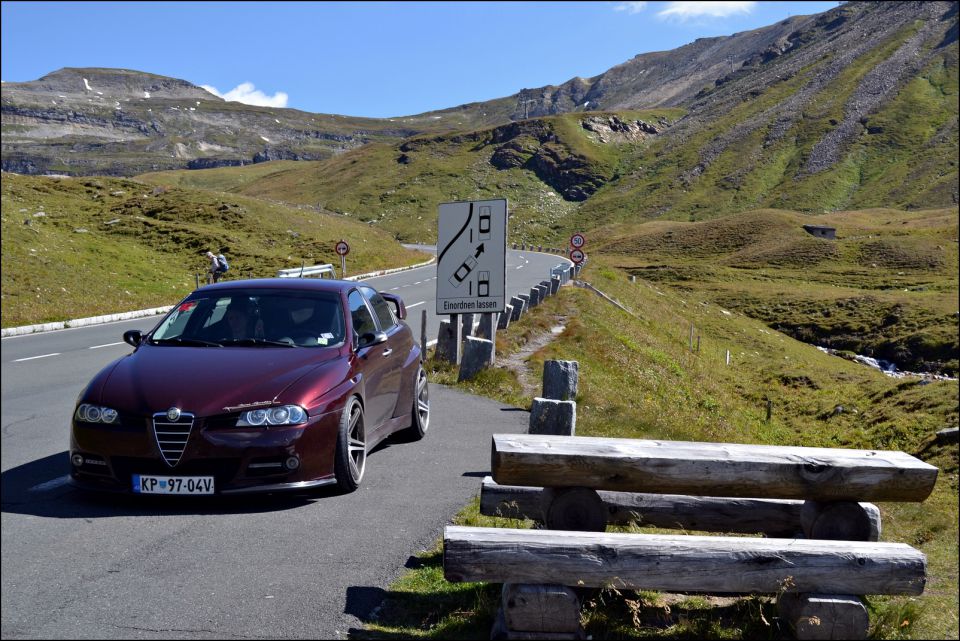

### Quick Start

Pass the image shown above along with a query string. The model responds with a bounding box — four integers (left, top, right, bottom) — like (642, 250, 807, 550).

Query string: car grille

(152, 411, 195, 467)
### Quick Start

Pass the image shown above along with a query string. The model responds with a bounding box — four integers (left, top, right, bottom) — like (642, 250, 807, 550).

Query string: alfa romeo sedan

(70, 278, 429, 496)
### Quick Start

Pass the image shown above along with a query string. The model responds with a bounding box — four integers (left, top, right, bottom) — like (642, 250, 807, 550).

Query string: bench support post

(801, 501, 881, 542)
(492, 583, 584, 640)
(541, 487, 606, 532)
(778, 593, 869, 640)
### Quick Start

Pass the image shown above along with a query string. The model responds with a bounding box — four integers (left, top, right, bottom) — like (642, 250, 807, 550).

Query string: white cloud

(657, 1, 756, 21)
(200, 82, 288, 108)
(614, 1, 648, 14)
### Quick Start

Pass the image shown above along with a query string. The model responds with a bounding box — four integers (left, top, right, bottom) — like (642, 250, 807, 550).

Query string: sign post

(335, 240, 350, 278)
(436, 199, 508, 315)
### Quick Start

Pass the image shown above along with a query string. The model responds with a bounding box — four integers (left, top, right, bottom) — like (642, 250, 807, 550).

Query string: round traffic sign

(335, 240, 350, 256)
(570, 248, 585, 264)
(570, 233, 586, 249)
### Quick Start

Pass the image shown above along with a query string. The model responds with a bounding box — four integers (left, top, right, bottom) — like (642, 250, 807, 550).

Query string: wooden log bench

(446, 434, 938, 639)
(444, 527, 928, 639)
(491, 434, 936, 539)
(479, 475, 884, 539)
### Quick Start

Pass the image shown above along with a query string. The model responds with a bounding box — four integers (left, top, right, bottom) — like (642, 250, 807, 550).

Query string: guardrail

(276, 264, 336, 279)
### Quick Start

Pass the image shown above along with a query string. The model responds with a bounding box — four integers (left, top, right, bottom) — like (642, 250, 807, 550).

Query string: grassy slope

(575, 23, 958, 232)
(134, 29, 957, 247)
(0, 173, 428, 327)
(367, 259, 958, 639)
(592, 208, 959, 376)
(134, 109, 684, 245)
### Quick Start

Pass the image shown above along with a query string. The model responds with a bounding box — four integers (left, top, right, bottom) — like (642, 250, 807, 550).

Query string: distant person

(205, 251, 228, 284)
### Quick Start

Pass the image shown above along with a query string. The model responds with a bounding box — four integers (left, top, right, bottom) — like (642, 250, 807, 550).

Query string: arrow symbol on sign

(474, 243, 485, 258)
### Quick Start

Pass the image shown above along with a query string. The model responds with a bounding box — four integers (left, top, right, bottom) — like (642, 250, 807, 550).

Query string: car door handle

(382, 348, 393, 357)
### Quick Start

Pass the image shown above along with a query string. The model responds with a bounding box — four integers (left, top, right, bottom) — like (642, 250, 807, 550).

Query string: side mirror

(358, 331, 388, 349)
(123, 329, 144, 347)
(381, 292, 407, 320)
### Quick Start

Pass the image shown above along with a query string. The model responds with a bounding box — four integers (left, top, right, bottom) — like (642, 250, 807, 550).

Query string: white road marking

(89, 342, 124, 349)
(14, 353, 60, 362)
(406, 301, 425, 309)
(28, 475, 71, 492)
(427, 339, 438, 347)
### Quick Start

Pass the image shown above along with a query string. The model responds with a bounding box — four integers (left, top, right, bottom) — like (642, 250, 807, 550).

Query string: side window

(347, 290, 377, 342)
(361, 286, 396, 330)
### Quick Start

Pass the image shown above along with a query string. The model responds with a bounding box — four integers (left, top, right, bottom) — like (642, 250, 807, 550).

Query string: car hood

(94, 345, 343, 417)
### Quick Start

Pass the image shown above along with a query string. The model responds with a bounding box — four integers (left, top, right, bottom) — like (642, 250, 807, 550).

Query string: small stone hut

(802, 224, 837, 240)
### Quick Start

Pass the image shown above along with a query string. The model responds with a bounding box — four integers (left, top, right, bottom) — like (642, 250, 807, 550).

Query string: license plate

(132, 474, 214, 495)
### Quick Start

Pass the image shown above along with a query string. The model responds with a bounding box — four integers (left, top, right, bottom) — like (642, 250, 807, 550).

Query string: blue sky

(1, 1, 840, 118)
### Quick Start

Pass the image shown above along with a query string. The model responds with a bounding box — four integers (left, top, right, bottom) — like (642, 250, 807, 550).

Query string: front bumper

(70, 408, 342, 495)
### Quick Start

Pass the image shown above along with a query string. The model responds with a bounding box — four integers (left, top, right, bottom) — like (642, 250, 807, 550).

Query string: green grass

(0, 173, 429, 327)
(368, 254, 957, 639)
(594, 207, 959, 376)
(132, 109, 684, 246)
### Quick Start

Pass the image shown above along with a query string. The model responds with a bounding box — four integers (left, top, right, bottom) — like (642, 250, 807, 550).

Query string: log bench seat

(479, 476, 882, 539)
(491, 434, 939, 502)
(444, 526, 927, 596)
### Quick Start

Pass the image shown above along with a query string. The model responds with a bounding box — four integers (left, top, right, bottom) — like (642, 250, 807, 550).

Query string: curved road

(1, 249, 570, 639)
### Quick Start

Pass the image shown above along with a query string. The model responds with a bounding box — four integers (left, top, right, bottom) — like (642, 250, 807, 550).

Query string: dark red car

(69, 278, 429, 495)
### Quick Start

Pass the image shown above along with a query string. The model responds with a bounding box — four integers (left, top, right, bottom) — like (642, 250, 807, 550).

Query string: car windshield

(151, 290, 345, 348)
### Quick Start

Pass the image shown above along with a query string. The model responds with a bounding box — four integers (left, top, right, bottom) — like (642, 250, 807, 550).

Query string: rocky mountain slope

(1, 68, 439, 176)
(4, 2, 956, 185)
(141, 0, 955, 244)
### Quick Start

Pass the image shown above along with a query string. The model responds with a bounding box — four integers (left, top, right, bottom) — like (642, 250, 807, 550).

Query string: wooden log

(540, 487, 606, 531)
(491, 434, 938, 502)
(479, 477, 804, 537)
(443, 526, 927, 596)
(801, 501, 881, 542)
(502, 583, 581, 633)
(778, 593, 869, 640)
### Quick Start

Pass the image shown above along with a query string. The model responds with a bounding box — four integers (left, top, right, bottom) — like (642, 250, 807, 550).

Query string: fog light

(71, 453, 84, 467)
(284, 456, 300, 471)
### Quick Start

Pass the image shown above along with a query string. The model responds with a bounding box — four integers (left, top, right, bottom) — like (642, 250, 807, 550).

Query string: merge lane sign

(436, 199, 507, 314)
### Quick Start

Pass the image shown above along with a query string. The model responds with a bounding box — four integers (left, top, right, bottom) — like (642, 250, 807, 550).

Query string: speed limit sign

(570, 233, 586, 249)
(570, 248, 585, 264)
(335, 240, 350, 256)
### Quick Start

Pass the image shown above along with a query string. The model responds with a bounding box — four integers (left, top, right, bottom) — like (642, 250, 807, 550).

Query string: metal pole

(341, 254, 346, 278)
(420, 309, 428, 353)
(451, 314, 462, 364)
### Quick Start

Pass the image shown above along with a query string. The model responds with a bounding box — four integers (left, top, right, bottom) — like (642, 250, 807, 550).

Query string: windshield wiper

(219, 338, 297, 348)
(150, 337, 223, 347)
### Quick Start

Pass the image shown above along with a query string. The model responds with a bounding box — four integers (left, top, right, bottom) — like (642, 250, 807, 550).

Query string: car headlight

(236, 405, 307, 427)
(74, 403, 119, 424)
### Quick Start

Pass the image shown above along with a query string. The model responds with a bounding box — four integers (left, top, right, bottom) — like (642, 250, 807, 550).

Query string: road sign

(570, 248, 585, 264)
(570, 233, 586, 249)
(436, 199, 507, 314)
(335, 240, 350, 256)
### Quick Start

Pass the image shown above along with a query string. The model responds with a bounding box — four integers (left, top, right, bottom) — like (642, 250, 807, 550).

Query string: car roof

(196, 277, 368, 294)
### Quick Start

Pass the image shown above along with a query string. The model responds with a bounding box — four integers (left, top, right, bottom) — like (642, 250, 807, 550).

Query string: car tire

(403, 365, 430, 440)
(334, 396, 366, 493)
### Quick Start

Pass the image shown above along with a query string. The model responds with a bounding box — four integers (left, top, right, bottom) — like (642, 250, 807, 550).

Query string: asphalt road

(0, 248, 571, 639)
